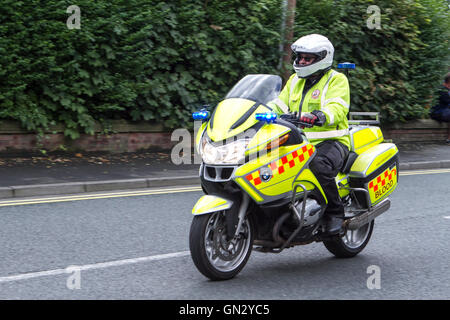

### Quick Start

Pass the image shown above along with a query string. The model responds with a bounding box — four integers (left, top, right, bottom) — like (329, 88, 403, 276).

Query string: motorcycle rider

(269, 34, 350, 236)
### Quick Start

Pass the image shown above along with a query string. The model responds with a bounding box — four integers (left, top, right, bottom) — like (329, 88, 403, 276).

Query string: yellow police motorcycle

(189, 73, 399, 281)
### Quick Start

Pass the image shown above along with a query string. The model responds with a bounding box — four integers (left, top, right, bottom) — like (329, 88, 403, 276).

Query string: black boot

(323, 215, 344, 236)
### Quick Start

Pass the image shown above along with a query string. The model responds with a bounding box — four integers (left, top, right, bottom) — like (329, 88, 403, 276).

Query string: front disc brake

(212, 226, 245, 261)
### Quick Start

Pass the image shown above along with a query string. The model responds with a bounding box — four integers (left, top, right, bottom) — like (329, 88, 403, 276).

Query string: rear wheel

(189, 211, 254, 280)
(323, 221, 374, 258)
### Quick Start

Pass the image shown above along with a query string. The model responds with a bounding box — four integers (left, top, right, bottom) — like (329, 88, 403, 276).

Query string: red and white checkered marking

(246, 144, 315, 187)
(368, 167, 397, 193)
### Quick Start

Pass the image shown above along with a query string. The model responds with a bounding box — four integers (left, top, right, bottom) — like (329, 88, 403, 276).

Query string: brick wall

(0, 120, 175, 153)
(383, 119, 449, 143)
(0, 132, 175, 153)
(0, 118, 448, 154)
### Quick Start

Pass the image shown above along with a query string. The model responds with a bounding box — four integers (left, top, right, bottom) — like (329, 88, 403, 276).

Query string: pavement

(0, 142, 449, 199)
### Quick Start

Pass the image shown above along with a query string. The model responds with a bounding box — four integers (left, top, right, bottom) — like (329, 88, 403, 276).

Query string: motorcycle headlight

(200, 136, 250, 165)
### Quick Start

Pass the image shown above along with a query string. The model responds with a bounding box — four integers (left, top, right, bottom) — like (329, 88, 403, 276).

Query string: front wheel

(323, 221, 374, 258)
(189, 211, 254, 281)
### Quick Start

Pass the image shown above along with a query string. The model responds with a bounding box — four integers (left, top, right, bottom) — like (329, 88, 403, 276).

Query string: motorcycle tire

(189, 211, 254, 281)
(323, 220, 374, 258)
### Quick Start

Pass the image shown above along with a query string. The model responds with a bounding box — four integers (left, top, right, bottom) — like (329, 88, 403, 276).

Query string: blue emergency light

(337, 62, 356, 69)
(255, 112, 277, 123)
(192, 110, 210, 120)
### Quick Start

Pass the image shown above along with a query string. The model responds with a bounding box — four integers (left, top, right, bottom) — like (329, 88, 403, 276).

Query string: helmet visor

(294, 50, 327, 66)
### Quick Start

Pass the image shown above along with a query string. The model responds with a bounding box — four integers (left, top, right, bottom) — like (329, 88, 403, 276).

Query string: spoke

(205, 228, 213, 240)
(345, 233, 351, 243)
(212, 256, 220, 266)
(205, 244, 214, 259)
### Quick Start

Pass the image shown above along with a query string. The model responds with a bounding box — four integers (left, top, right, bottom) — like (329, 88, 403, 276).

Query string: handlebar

(297, 121, 314, 128)
(275, 119, 304, 144)
(279, 114, 314, 129)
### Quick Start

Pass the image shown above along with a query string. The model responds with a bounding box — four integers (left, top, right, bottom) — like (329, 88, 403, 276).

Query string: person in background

(430, 73, 450, 144)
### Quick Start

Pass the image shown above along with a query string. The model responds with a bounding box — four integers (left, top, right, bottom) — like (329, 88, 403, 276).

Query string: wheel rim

(204, 211, 251, 273)
(341, 222, 371, 249)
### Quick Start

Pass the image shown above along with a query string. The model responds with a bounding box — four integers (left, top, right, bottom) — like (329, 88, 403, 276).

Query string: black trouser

(309, 140, 349, 218)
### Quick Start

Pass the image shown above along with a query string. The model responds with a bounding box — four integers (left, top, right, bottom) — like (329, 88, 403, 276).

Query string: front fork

(229, 193, 250, 240)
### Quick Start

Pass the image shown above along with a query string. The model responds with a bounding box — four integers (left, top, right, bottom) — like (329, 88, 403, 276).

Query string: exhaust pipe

(345, 199, 391, 230)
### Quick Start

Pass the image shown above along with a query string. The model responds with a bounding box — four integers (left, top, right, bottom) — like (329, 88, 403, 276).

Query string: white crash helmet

(291, 34, 334, 78)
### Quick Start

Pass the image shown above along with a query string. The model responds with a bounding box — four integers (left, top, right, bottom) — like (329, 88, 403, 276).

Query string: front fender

(192, 195, 234, 215)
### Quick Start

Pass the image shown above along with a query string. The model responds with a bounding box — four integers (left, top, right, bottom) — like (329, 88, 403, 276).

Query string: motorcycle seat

(341, 151, 358, 174)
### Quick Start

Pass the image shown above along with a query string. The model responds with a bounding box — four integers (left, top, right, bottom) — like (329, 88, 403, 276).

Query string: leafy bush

(0, 0, 283, 137)
(0, 0, 448, 138)
(293, 0, 449, 122)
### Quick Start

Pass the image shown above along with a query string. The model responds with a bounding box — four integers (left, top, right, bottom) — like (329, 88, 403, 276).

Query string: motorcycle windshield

(225, 74, 282, 105)
(206, 74, 283, 142)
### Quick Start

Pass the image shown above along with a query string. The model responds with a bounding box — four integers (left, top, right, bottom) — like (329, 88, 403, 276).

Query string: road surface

(0, 169, 449, 300)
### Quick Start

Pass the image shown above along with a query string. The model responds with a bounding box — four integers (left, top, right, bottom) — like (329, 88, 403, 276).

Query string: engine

(295, 198, 322, 226)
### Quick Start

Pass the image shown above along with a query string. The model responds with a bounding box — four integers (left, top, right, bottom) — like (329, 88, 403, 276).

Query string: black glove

(280, 113, 301, 126)
(300, 110, 327, 127)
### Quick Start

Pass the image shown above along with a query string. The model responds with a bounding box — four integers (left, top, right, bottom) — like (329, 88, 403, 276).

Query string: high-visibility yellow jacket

(271, 69, 351, 150)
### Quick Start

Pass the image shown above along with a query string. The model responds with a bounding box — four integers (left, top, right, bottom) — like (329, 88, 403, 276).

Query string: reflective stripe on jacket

(270, 69, 351, 150)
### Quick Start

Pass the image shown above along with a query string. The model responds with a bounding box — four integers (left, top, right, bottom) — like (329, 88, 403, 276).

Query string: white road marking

(443, 216, 450, 220)
(0, 251, 190, 283)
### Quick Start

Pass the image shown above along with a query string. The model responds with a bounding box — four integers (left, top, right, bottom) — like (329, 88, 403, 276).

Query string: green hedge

(0, 0, 283, 138)
(293, 0, 449, 122)
(0, 0, 448, 138)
